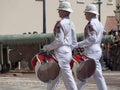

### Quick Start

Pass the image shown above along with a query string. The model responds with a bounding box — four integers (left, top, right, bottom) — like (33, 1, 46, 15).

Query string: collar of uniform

(62, 16, 70, 19)
(89, 16, 96, 23)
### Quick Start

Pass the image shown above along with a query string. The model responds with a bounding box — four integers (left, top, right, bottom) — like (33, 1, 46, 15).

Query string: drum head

(77, 58, 96, 81)
(37, 61, 60, 83)
(32, 51, 60, 83)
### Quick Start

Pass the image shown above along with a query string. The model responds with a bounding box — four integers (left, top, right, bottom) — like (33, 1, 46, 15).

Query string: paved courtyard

(0, 71, 120, 90)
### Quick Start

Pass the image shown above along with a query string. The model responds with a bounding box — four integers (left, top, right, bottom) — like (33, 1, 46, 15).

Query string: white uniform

(77, 17, 107, 90)
(43, 16, 78, 90)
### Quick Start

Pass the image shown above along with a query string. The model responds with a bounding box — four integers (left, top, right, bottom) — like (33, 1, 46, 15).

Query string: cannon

(0, 33, 54, 73)
(0, 33, 114, 73)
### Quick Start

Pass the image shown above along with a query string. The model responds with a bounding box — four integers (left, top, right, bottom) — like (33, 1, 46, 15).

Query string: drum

(31, 50, 60, 83)
(71, 54, 96, 81)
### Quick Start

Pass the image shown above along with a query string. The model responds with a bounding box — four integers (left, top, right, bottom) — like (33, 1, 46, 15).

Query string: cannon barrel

(0, 33, 114, 45)
(0, 33, 54, 45)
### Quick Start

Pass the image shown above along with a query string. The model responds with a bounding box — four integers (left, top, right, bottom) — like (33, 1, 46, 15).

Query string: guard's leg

(60, 66, 78, 90)
(57, 53, 78, 90)
(77, 79, 87, 90)
(93, 60, 107, 90)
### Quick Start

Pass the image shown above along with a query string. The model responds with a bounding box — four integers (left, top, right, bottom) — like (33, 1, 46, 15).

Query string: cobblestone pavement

(0, 71, 120, 90)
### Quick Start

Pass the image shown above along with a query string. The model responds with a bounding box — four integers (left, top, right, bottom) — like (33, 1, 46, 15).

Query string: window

(92, 0, 98, 4)
(77, 0, 85, 4)
(107, 0, 113, 5)
(59, 0, 67, 2)
(35, 0, 43, 1)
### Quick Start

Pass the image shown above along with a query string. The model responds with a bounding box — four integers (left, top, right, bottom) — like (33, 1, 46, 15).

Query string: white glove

(43, 45, 49, 51)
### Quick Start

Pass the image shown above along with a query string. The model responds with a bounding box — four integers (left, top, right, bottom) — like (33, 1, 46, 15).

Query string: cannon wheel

(0, 64, 2, 72)
(0, 61, 11, 73)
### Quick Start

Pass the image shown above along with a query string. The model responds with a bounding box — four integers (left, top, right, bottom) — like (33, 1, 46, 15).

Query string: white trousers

(47, 49, 78, 90)
(77, 54, 108, 90)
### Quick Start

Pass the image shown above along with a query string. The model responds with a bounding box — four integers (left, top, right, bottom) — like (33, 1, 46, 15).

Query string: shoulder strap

(64, 21, 72, 39)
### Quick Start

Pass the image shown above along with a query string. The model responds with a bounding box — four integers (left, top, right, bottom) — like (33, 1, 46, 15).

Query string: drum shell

(72, 54, 96, 81)
(32, 52, 60, 83)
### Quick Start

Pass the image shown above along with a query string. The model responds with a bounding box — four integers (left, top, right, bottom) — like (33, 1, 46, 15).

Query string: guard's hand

(43, 45, 49, 51)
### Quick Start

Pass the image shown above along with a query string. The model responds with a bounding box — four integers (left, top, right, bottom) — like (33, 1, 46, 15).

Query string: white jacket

(44, 16, 77, 56)
(78, 17, 105, 59)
